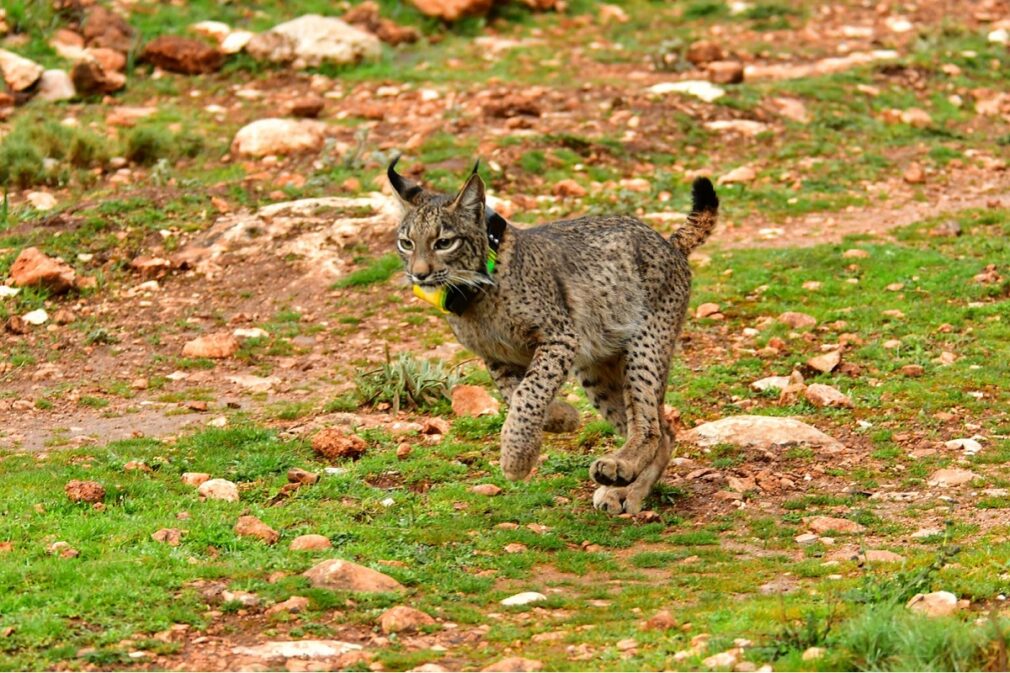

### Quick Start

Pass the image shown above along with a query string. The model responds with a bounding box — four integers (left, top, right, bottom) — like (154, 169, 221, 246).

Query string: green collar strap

(412, 209, 507, 316)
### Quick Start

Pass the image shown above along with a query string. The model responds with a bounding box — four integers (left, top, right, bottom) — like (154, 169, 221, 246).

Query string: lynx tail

(671, 177, 719, 254)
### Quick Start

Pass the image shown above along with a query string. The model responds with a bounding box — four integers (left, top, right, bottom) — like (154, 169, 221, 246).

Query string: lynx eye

(397, 238, 414, 253)
(433, 237, 459, 252)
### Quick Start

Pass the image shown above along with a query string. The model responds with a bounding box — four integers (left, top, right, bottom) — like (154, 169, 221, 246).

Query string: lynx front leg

(499, 339, 577, 480)
(488, 360, 579, 435)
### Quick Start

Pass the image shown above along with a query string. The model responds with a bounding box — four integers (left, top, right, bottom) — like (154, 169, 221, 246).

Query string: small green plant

(356, 351, 462, 413)
(333, 254, 401, 289)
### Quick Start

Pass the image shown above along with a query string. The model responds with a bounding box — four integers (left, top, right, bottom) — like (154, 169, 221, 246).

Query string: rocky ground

(2, 0, 1010, 671)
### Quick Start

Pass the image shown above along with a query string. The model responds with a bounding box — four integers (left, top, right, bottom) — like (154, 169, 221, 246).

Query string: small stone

(266, 596, 310, 616)
(907, 591, 959, 617)
(221, 590, 260, 607)
(927, 468, 977, 488)
(718, 165, 757, 185)
(504, 543, 527, 554)
(500, 591, 546, 606)
(0, 48, 44, 91)
(903, 162, 926, 184)
(234, 515, 279, 544)
(396, 443, 413, 460)
(842, 248, 869, 259)
(806, 516, 865, 534)
(911, 527, 944, 540)
(182, 333, 239, 359)
(686, 40, 724, 66)
(231, 118, 327, 157)
(696, 302, 722, 319)
(930, 220, 962, 238)
(899, 364, 924, 377)
(198, 478, 239, 502)
(232, 640, 362, 660)
(806, 350, 842, 374)
(470, 484, 502, 496)
(289, 534, 332, 551)
(287, 468, 319, 485)
(481, 658, 542, 672)
(682, 415, 844, 453)
(778, 311, 817, 329)
(48, 541, 79, 558)
(141, 35, 223, 74)
(312, 428, 367, 461)
(642, 609, 678, 630)
(22, 309, 49, 326)
(37, 68, 77, 101)
(804, 383, 853, 408)
(707, 60, 745, 84)
(303, 559, 403, 592)
(379, 605, 436, 634)
(181, 472, 211, 487)
(288, 94, 326, 118)
(901, 108, 932, 127)
(65, 480, 105, 504)
(802, 647, 825, 661)
(864, 549, 905, 564)
(703, 650, 739, 669)
(151, 528, 182, 546)
(10, 247, 76, 294)
(795, 532, 819, 545)
(552, 179, 587, 198)
(751, 376, 791, 392)
(451, 385, 500, 417)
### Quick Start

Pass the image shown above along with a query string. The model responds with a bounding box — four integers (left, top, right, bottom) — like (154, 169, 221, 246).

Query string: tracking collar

(412, 208, 507, 316)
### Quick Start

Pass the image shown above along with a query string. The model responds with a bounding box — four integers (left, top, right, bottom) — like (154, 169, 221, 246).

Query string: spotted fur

(391, 160, 719, 514)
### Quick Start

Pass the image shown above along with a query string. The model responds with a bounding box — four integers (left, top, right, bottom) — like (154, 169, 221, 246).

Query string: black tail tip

(691, 177, 719, 212)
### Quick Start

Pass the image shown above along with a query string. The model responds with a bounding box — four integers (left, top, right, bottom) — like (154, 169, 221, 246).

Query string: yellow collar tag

(412, 284, 449, 313)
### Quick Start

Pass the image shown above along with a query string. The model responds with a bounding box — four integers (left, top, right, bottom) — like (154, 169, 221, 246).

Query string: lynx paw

(589, 455, 639, 487)
(543, 401, 579, 433)
(592, 486, 645, 515)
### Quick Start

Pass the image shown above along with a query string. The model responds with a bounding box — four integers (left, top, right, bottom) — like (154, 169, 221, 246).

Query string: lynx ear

(387, 156, 426, 207)
(449, 169, 485, 221)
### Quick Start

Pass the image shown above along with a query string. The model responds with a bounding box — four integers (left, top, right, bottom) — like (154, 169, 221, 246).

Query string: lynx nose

(411, 260, 432, 281)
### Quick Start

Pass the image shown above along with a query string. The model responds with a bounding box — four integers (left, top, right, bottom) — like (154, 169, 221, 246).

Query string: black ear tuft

(388, 156, 424, 206)
(470, 159, 480, 177)
(690, 177, 719, 213)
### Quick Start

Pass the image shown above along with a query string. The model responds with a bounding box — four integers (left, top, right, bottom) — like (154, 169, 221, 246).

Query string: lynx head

(388, 158, 490, 290)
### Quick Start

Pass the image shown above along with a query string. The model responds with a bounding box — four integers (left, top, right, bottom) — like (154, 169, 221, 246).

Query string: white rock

(885, 16, 913, 33)
(36, 69, 75, 101)
(221, 30, 254, 54)
(0, 285, 20, 298)
(802, 647, 826, 661)
(0, 48, 43, 91)
(26, 191, 58, 211)
(500, 592, 547, 607)
(233, 327, 270, 339)
(702, 650, 739, 668)
(989, 28, 1010, 45)
(944, 437, 982, 454)
(231, 118, 327, 157)
(647, 80, 725, 102)
(704, 120, 770, 136)
(22, 308, 49, 325)
(907, 591, 959, 617)
(682, 415, 845, 453)
(228, 374, 280, 392)
(198, 478, 239, 502)
(718, 165, 757, 185)
(190, 20, 232, 43)
(232, 640, 362, 659)
(927, 468, 977, 488)
(248, 15, 380, 67)
(751, 376, 791, 393)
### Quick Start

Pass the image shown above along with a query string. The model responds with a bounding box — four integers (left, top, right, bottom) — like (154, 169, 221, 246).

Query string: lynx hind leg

(576, 356, 628, 435)
(590, 326, 674, 488)
(594, 421, 673, 515)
